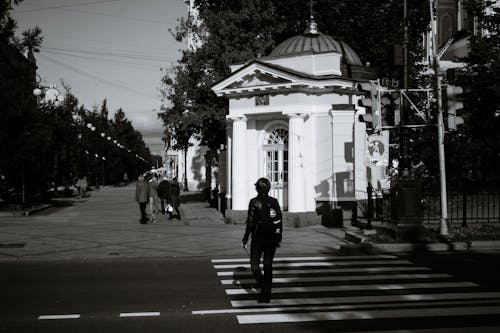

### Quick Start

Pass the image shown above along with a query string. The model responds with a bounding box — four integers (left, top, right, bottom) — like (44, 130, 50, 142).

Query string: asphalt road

(2, 254, 500, 333)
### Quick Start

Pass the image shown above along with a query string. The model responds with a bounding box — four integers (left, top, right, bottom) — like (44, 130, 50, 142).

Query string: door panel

(263, 127, 288, 210)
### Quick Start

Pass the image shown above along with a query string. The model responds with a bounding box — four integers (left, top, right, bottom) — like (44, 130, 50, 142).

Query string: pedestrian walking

(241, 177, 282, 303)
(158, 176, 171, 214)
(135, 174, 150, 224)
(168, 178, 181, 220)
(148, 173, 160, 223)
(79, 176, 88, 197)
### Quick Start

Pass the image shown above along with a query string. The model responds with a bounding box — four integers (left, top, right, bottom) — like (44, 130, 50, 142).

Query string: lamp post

(32, 75, 63, 203)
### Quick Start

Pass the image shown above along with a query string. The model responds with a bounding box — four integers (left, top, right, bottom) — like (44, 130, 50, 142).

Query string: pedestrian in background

(242, 177, 282, 303)
(158, 176, 171, 215)
(148, 173, 160, 223)
(79, 176, 88, 197)
(135, 174, 150, 224)
(168, 178, 181, 220)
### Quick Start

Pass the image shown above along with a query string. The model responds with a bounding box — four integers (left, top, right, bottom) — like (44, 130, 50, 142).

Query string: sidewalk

(0, 184, 351, 261)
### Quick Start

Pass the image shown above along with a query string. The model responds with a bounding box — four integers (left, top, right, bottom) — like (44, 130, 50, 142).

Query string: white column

(231, 116, 248, 210)
(288, 113, 306, 212)
(225, 119, 233, 208)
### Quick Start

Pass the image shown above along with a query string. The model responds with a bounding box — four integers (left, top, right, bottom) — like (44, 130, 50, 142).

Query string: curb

(0, 204, 53, 217)
(342, 230, 500, 253)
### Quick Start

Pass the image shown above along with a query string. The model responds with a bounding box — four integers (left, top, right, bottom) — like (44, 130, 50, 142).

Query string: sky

(12, 0, 188, 156)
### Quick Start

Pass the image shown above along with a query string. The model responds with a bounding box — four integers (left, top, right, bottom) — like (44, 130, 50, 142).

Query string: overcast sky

(12, 0, 188, 155)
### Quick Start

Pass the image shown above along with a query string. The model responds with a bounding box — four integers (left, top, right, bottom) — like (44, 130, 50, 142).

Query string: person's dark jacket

(169, 181, 181, 208)
(242, 194, 282, 244)
(158, 180, 171, 200)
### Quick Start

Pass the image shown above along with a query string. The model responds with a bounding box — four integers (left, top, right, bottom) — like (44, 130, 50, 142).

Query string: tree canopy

(158, 0, 430, 152)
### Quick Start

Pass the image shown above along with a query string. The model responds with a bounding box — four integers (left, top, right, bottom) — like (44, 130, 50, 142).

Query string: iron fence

(370, 180, 500, 226)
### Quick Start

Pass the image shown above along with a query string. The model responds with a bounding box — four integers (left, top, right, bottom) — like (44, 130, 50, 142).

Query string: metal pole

(400, 0, 410, 174)
(430, 0, 449, 237)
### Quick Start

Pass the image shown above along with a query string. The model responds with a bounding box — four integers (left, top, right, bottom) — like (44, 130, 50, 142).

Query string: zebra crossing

(193, 254, 500, 328)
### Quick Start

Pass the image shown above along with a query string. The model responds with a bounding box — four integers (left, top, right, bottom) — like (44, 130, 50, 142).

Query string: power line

(39, 53, 159, 99)
(17, 0, 124, 13)
(41, 32, 185, 54)
(43, 49, 161, 70)
(57, 8, 178, 25)
(42, 46, 171, 62)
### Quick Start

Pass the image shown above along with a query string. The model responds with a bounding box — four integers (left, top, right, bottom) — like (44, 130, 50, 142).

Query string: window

(255, 95, 269, 106)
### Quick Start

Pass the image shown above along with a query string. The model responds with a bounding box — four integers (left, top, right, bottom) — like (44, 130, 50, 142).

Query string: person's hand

(242, 242, 247, 250)
(277, 242, 281, 248)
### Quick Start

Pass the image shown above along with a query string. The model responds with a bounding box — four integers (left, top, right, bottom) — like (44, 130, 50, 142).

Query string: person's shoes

(257, 291, 266, 303)
(168, 215, 173, 220)
(261, 289, 271, 303)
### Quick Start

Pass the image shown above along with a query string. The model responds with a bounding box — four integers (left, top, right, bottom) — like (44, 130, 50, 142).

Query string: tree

(447, 0, 500, 183)
(160, 0, 431, 153)
(159, 0, 279, 151)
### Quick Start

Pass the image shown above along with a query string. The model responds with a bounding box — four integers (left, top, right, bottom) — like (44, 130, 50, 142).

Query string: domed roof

(269, 19, 363, 66)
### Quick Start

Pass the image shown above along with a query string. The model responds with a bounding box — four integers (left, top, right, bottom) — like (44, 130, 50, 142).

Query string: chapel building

(212, 19, 383, 224)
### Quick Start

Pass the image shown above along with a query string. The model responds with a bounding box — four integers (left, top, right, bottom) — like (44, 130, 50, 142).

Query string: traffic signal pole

(430, 0, 449, 238)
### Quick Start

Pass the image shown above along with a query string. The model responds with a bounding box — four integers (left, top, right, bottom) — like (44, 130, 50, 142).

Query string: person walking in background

(168, 178, 181, 220)
(79, 176, 88, 197)
(242, 177, 282, 303)
(148, 172, 160, 223)
(158, 176, 171, 215)
(135, 174, 150, 224)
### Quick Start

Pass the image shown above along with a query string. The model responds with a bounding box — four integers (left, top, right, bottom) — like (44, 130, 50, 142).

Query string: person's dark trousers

(250, 237, 277, 302)
(139, 202, 148, 223)
(160, 199, 165, 214)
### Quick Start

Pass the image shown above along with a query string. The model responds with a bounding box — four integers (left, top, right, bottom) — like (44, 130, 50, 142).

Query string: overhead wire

(43, 49, 161, 70)
(41, 46, 171, 62)
(39, 53, 159, 99)
(16, 0, 124, 13)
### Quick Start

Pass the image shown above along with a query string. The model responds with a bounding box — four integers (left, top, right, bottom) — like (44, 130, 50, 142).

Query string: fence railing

(369, 181, 500, 226)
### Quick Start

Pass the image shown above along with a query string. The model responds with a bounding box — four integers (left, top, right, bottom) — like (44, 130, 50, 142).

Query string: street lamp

(32, 76, 64, 204)
(33, 75, 63, 106)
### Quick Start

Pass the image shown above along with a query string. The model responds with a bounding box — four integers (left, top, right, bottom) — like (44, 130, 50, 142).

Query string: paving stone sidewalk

(0, 184, 351, 261)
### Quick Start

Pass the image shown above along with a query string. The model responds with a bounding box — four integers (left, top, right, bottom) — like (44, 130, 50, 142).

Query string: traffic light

(379, 91, 401, 127)
(442, 84, 464, 131)
(357, 80, 380, 131)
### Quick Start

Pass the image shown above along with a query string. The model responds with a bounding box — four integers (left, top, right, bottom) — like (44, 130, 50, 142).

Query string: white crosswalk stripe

(193, 254, 500, 328)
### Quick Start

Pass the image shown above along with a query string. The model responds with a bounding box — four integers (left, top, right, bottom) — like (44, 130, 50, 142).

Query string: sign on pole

(365, 131, 389, 167)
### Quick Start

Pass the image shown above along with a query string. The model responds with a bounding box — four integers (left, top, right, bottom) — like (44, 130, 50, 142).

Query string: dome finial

(304, 0, 319, 35)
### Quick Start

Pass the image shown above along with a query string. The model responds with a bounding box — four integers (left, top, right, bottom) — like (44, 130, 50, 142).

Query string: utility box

(389, 177, 428, 242)
(391, 178, 422, 223)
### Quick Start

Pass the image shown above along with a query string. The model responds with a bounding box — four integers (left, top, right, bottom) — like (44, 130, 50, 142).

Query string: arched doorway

(262, 126, 288, 210)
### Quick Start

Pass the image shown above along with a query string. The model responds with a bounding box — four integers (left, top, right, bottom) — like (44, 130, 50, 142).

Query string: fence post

(462, 180, 467, 227)
(367, 182, 373, 229)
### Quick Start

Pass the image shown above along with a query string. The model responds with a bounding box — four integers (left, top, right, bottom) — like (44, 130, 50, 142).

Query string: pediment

(212, 60, 355, 97)
(226, 71, 292, 89)
(212, 62, 302, 96)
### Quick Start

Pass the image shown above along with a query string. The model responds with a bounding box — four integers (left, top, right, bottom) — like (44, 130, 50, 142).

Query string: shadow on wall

(315, 170, 355, 227)
(190, 146, 206, 191)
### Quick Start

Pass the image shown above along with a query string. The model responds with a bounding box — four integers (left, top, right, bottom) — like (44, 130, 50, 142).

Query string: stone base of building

(224, 209, 321, 228)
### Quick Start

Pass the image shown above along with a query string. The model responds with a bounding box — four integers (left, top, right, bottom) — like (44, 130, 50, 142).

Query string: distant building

(424, 0, 499, 68)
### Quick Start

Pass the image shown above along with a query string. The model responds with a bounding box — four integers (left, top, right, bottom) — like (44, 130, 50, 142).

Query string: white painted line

(119, 312, 160, 317)
(214, 259, 411, 270)
(222, 273, 452, 285)
(38, 314, 80, 320)
(192, 298, 500, 315)
(237, 305, 500, 324)
(230, 291, 500, 307)
(211, 255, 396, 263)
(216, 266, 431, 276)
(225, 281, 476, 295)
